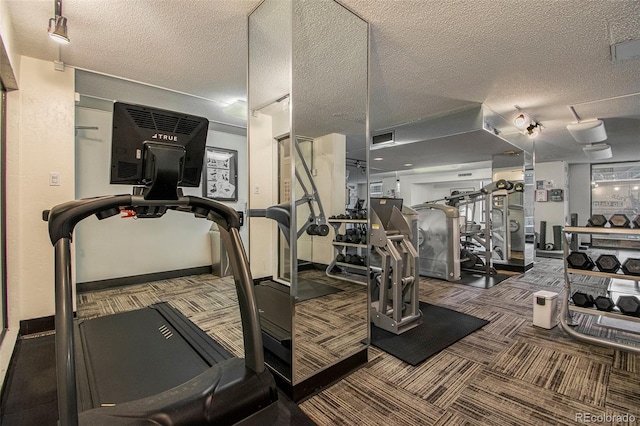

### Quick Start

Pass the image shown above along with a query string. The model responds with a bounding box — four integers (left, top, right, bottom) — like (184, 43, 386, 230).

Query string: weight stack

(539, 221, 547, 249)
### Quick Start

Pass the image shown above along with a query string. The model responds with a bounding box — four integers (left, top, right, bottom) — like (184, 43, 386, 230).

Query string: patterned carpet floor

(77, 257, 640, 425)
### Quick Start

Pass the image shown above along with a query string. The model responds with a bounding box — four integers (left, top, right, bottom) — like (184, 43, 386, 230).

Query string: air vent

(153, 114, 179, 132)
(117, 161, 138, 178)
(127, 109, 155, 130)
(372, 132, 394, 145)
(175, 118, 201, 135)
(127, 108, 199, 135)
(458, 173, 472, 177)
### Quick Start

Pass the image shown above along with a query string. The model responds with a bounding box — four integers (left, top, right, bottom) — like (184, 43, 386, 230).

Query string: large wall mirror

(368, 105, 534, 289)
(248, 0, 369, 399)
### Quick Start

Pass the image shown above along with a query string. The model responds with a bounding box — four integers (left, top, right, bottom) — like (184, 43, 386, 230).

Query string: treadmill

(44, 102, 279, 425)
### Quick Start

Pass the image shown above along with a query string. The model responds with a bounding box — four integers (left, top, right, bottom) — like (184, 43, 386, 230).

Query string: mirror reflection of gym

(248, 0, 369, 400)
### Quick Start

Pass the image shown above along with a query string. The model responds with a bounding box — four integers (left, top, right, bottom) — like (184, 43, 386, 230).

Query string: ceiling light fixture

(513, 107, 542, 138)
(48, 0, 70, 44)
(526, 122, 542, 138)
(566, 106, 607, 144)
(513, 112, 530, 130)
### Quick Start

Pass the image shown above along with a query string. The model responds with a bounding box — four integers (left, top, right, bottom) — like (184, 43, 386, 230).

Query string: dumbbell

(572, 291, 595, 308)
(621, 258, 640, 276)
(595, 254, 621, 273)
(336, 234, 346, 242)
(567, 251, 595, 270)
(594, 296, 615, 312)
(616, 296, 640, 317)
(608, 213, 630, 228)
(344, 254, 353, 264)
(336, 253, 345, 263)
(587, 214, 607, 227)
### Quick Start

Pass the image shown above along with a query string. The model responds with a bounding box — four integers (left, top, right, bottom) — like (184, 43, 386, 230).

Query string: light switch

(49, 172, 60, 186)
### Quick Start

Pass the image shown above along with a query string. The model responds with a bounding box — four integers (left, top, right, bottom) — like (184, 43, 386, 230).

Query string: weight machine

(414, 179, 524, 280)
(369, 198, 421, 334)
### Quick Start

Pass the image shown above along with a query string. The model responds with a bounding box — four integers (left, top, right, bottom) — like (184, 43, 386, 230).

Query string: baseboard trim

(19, 315, 56, 335)
(77, 266, 212, 293)
(273, 348, 368, 402)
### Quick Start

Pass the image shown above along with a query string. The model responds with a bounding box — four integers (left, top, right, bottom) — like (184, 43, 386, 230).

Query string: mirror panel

(248, 0, 294, 380)
(249, 0, 369, 390)
(291, 0, 369, 385)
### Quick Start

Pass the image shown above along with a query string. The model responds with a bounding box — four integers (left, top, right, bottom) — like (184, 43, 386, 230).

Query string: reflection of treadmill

(253, 281, 293, 379)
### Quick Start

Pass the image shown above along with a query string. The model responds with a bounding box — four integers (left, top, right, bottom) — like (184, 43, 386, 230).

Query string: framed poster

(203, 147, 238, 201)
(535, 189, 548, 202)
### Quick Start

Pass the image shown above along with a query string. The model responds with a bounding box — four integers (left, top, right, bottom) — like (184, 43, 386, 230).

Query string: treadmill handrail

(45, 194, 241, 245)
(44, 193, 264, 426)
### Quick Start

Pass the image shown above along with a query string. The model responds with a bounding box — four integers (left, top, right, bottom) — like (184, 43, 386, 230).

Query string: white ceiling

(4, 0, 640, 172)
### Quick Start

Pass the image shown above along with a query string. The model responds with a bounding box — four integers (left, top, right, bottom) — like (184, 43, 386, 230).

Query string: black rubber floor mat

(371, 302, 489, 366)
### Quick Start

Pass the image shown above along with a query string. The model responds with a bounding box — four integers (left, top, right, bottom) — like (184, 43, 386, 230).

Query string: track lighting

(513, 109, 542, 138)
(48, 0, 70, 44)
(513, 113, 530, 130)
(526, 122, 542, 138)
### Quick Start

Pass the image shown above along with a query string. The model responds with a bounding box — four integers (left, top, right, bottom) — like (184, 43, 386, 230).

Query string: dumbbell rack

(326, 218, 368, 285)
(561, 226, 640, 354)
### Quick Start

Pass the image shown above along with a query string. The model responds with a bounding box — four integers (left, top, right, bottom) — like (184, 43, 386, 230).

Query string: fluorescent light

(373, 157, 384, 161)
(403, 163, 413, 167)
(222, 100, 247, 119)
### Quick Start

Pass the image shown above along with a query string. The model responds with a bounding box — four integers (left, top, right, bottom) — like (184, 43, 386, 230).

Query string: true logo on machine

(151, 133, 178, 142)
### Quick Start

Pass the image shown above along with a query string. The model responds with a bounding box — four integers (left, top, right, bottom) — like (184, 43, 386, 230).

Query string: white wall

(248, 112, 277, 279)
(568, 163, 591, 226)
(534, 161, 568, 244)
(74, 106, 248, 283)
(372, 164, 492, 207)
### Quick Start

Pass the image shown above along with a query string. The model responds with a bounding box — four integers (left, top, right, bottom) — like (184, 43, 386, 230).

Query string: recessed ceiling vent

(372, 132, 394, 145)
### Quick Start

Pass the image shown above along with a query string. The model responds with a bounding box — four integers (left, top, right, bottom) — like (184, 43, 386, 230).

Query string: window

(591, 162, 640, 249)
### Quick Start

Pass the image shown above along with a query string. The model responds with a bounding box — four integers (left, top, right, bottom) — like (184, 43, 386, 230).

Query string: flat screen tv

(110, 102, 209, 190)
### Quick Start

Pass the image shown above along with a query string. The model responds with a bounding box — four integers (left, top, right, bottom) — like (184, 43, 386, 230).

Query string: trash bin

(532, 290, 558, 329)
(210, 223, 232, 277)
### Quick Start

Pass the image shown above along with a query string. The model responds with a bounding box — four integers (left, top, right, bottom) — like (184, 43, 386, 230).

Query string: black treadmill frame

(45, 192, 272, 425)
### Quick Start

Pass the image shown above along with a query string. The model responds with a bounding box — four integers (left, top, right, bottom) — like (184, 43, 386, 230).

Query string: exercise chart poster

(204, 147, 238, 201)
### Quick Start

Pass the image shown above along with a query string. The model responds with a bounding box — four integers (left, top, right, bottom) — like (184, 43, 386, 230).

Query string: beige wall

(248, 111, 277, 279)
(11, 56, 75, 322)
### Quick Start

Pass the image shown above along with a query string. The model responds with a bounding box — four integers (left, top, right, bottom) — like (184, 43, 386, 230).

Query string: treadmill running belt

(77, 303, 230, 408)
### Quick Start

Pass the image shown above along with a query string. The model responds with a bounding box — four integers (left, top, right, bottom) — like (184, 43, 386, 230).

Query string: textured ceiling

(4, 0, 640, 170)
